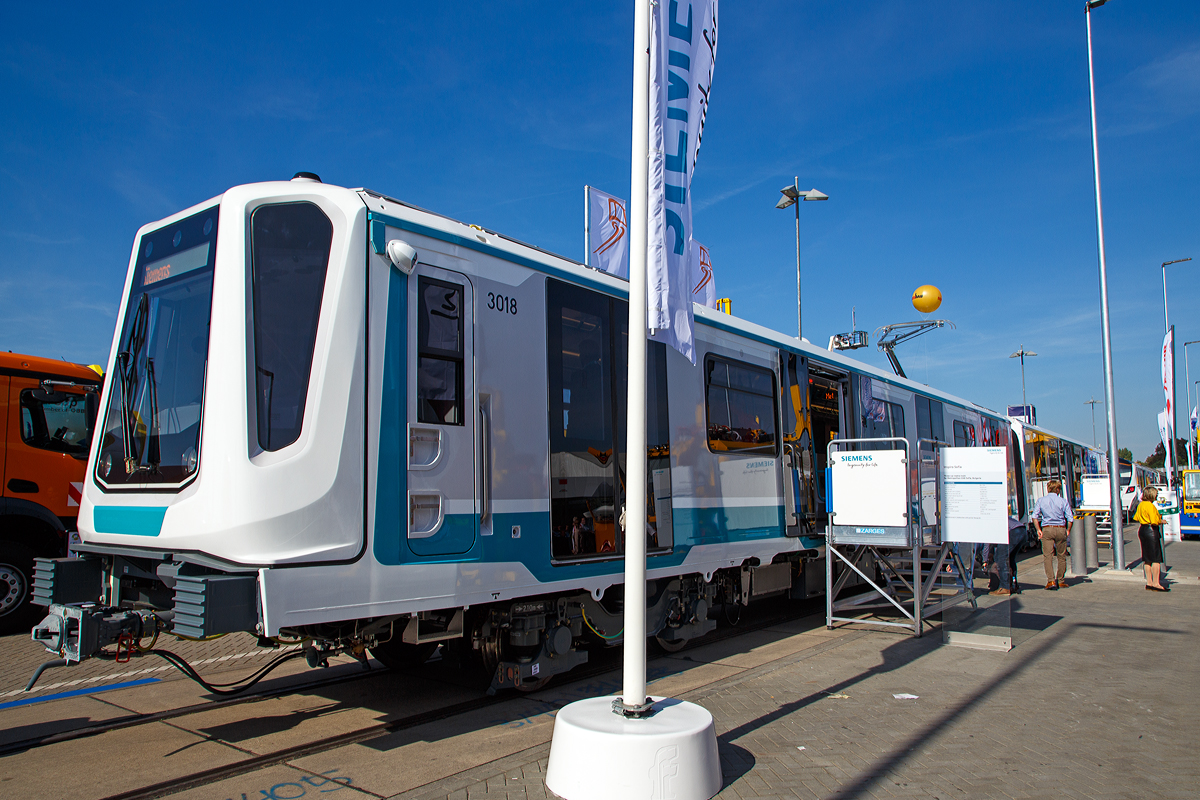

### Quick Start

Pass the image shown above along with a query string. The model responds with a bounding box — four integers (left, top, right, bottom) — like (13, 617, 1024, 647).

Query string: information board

(941, 447, 1007, 544)
(829, 449, 910, 545)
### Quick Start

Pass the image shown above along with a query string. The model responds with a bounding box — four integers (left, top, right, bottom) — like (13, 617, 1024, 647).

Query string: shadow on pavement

(718, 618, 1184, 799)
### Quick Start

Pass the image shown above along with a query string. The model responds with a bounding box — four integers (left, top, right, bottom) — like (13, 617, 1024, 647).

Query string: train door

(784, 360, 847, 533)
(407, 267, 477, 556)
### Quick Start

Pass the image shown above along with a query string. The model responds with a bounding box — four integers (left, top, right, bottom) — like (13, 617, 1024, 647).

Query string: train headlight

(99, 453, 112, 479)
(183, 447, 198, 475)
(386, 239, 418, 275)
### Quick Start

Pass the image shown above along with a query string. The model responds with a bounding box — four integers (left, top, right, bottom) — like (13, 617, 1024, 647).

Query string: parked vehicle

(0, 352, 102, 633)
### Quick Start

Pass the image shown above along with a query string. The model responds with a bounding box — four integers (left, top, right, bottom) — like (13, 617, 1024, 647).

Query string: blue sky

(2, 2, 1197, 460)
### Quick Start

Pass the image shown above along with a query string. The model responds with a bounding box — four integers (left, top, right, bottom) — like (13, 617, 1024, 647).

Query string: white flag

(647, 0, 718, 365)
(1159, 407, 1174, 485)
(1162, 328, 1175, 419)
(691, 240, 716, 309)
(586, 187, 629, 279)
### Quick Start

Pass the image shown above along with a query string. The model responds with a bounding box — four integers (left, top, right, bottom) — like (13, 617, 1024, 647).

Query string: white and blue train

(32, 174, 1022, 691)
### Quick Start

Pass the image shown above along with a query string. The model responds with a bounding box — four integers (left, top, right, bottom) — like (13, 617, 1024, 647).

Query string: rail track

(4, 596, 826, 800)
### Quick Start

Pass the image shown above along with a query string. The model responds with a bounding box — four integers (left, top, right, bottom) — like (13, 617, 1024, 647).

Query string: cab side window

(19, 389, 90, 456)
(417, 277, 464, 425)
(250, 201, 333, 451)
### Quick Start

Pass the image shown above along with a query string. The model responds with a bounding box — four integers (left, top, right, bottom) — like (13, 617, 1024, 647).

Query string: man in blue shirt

(1031, 479, 1074, 590)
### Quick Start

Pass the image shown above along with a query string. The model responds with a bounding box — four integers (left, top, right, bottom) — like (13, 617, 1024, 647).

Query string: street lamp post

(1185, 340, 1200, 468)
(1085, 0, 1127, 569)
(1085, 397, 1100, 447)
(776, 179, 828, 341)
(1009, 346, 1038, 418)
(1161, 257, 1192, 483)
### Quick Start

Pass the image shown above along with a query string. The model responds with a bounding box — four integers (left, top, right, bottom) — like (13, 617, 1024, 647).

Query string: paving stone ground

(0, 628, 305, 700)
(389, 534, 1200, 800)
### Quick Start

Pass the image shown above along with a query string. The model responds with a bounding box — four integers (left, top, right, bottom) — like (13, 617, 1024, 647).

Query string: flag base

(545, 696, 721, 800)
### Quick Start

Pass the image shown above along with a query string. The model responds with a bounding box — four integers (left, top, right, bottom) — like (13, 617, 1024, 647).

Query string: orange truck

(1, 352, 103, 633)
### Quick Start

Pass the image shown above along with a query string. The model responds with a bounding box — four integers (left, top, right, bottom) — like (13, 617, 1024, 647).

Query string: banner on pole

(647, 0, 718, 364)
(586, 187, 630, 279)
(1162, 327, 1175, 418)
(691, 240, 716, 309)
(1159, 407, 1174, 485)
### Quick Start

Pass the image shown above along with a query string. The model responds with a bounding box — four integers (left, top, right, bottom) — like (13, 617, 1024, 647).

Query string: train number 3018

(487, 292, 517, 315)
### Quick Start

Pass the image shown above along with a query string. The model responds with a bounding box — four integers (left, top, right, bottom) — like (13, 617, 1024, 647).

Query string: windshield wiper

(118, 293, 150, 473)
(145, 358, 160, 471)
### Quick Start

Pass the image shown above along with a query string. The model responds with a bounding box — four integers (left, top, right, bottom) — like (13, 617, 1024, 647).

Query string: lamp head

(386, 239, 418, 274)
(800, 189, 829, 201)
(775, 195, 797, 209)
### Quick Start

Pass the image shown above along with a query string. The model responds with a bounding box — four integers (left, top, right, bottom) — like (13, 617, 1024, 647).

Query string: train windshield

(95, 207, 218, 489)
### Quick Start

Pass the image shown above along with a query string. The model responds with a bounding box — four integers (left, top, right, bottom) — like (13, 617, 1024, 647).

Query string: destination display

(941, 446, 1007, 544)
(143, 241, 211, 286)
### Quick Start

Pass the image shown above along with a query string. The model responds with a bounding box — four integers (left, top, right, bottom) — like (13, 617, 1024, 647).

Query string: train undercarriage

(29, 550, 818, 694)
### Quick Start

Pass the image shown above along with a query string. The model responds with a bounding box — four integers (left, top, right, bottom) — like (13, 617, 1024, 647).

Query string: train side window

(547, 280, 618, 559)
(416, 278, 465, 425)
(953, 420, 976, 447)
(915, 395, 944, 443)
(705, 357, 778, 455)
(1011, 428, 1027, 518)
(250, 201, 333, 451)
(863, 400, 905, 440)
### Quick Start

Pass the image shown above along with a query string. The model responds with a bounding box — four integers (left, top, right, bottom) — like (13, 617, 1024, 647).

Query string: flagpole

(584, 185, 591, 266)
(621, 0, 651, 715)
(544, 3, 722, 794)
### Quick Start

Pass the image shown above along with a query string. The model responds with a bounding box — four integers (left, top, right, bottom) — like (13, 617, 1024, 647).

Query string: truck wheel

(0, 541, 38, 636)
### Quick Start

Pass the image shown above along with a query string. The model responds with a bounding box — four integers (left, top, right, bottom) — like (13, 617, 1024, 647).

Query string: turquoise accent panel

(410, 513, 476, 557)
(671, 505, 786, 546)
(372, 253, 408, 565)
(489, 512, 693, 581)
(370, 219, 388, 254)
(93, 506, 168, 537)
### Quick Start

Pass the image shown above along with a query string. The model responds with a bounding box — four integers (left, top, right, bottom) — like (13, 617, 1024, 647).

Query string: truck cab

(0, 352, 102, 633)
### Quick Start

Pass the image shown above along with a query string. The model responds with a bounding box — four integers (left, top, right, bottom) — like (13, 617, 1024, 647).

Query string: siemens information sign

(829, 449, 911, 546)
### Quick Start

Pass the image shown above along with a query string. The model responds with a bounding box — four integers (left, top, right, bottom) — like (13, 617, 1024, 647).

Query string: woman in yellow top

(1133, 487, 1168, 591)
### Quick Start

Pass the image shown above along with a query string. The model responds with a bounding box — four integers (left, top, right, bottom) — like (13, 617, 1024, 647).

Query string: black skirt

(1138, 523, 1163, 564)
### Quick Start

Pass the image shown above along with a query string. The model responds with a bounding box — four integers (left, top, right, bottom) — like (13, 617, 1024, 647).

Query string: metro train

(29, 175, 1082, 691)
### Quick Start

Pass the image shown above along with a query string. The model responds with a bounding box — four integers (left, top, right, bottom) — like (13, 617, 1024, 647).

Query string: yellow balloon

(912, 285, 942, 314)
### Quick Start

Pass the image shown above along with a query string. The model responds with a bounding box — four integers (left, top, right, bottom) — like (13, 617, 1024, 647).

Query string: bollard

(1069, 518, 1087, 577)
(1083, 515, 1099, 569)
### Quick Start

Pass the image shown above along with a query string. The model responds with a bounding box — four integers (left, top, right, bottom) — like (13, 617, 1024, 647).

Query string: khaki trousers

(1041, 526, 1068, 582)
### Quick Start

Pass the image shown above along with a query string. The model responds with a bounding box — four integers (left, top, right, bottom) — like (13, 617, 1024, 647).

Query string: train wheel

(655, 634, 688, 653)
(369, 638, 437, 670)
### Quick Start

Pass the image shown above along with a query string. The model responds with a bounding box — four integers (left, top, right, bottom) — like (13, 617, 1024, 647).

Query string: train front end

(31, 176, 369, 666)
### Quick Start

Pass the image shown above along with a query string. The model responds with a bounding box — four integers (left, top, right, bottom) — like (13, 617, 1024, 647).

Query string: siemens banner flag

(647, 0, 717, 364)
(585, 186, 629, 280)
(691, 240, 716, 309)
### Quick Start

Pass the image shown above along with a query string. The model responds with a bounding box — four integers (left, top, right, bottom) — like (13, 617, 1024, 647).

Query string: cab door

(407, 267, 477, 556)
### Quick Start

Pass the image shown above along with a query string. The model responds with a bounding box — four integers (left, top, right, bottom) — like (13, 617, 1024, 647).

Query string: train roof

(1009, 418, 1099, 452)
(358, 187, 1007, 422)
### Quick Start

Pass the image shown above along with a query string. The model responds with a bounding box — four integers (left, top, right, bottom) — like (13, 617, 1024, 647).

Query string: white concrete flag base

(545, 696, 722, 800)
